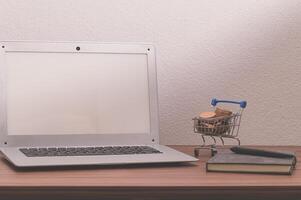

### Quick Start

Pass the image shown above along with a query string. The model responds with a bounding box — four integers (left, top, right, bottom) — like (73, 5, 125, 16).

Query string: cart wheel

(194, 148, 200, 157)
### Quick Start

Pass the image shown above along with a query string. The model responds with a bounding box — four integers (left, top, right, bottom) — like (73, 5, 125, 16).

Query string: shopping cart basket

(192, 98, 247, 157)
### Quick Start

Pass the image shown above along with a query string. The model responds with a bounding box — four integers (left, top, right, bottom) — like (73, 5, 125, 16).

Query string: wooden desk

(0, 146, 300, 200)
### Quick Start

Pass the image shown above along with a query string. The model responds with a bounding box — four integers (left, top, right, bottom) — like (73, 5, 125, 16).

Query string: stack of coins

(198, 107, 233, 135)
(215, 107, 232, 117)
(199, 107, 232, 119)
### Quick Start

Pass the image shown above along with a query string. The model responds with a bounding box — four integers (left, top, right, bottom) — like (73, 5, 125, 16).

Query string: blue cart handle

(211, 98, 247, 108)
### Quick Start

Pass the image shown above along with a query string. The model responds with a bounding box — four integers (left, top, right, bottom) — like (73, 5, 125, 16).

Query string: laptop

(0, 41, 197, 167)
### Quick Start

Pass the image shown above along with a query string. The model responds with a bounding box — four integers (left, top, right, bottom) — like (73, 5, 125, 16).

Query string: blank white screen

(6, 52, 150, 135)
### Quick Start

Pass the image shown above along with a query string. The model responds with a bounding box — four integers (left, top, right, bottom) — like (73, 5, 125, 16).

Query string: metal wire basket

(192, 98, 247, 157)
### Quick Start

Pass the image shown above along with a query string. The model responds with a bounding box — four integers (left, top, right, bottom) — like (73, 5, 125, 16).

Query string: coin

(215, 107, 232, 117)
(199, 111, 216, 118)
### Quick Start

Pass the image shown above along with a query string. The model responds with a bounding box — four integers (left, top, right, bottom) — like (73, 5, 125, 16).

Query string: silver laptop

(0, 41, 197, 167)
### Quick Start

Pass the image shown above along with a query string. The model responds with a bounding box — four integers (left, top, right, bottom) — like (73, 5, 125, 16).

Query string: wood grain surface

(0, 146, 301, 200)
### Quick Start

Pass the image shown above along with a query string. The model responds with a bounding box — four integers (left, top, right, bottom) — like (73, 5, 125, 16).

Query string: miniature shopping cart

(192, 98, 247, 157)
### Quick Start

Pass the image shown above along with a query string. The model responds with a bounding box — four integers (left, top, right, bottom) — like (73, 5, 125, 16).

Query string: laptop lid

(0, 41, 159, 147)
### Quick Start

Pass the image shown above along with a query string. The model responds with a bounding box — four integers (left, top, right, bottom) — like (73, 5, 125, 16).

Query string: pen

(230, 146, 296, 159)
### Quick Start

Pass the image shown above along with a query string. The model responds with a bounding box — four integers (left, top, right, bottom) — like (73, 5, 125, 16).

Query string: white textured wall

(1, 0, 301, 145)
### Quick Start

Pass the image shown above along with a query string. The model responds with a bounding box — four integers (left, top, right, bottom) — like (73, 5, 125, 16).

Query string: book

(206, 150, 296, 175)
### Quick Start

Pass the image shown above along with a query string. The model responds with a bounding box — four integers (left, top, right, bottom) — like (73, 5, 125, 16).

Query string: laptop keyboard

(19, 146, 162, 157)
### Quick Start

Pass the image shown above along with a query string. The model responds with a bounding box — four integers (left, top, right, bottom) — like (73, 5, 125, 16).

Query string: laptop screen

(5, 51, 151, 135)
